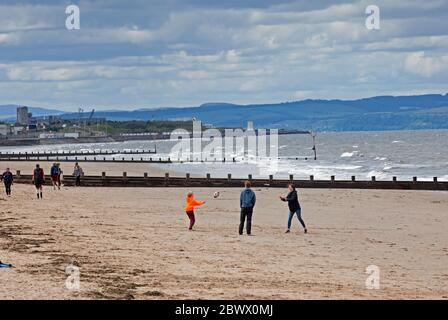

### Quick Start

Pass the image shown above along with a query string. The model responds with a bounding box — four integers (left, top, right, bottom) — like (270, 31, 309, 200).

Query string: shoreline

(0, 160, 185, 177)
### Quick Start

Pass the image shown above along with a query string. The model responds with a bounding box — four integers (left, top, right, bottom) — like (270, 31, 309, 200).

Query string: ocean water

(1, 130, 447, 181)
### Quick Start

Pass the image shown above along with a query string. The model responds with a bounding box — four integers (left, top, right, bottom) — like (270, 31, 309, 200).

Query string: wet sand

(0, 160, 181, 177)
(0, 183, 447, 299)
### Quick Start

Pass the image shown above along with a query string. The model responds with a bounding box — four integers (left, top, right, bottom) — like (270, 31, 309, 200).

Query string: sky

(0, 0, 447, 111)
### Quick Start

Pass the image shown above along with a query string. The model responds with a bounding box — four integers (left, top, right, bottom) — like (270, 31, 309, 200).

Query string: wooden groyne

(10, 172, 448, 191)
(0, 149, 156, 158)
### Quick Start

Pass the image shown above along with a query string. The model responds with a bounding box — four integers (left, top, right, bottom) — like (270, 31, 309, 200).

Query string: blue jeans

(288, 208, 306, 230)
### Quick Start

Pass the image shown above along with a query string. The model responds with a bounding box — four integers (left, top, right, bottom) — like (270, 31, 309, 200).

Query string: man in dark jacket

(239, 180, 256, 235)
(1, 168, 13, 196)
(50, 163, 60, 190)
(33, 164, 45, 199)
(280, 183, 307, 234)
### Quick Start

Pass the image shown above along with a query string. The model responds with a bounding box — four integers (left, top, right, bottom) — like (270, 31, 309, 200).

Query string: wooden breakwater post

(434, 177, 438, 182)
(310, 175, 314, 181)
(101, 172, 106, 186)
(165, 173, 170, 186)
(144, 172, 150, 186)
(371, 176, 376, 182)
(351, 176, 356, 182)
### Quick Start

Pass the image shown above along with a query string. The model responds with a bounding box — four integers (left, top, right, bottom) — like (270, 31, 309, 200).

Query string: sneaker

(304, 228, 308, 234)
(285, 229, 290, 233)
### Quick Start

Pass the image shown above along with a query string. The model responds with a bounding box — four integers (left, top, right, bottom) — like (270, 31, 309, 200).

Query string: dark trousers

(288, 208, 306, 230)
(239, 207, 253, 235)
(186, 211, 195, 230)
(4, 182, 11, 195)
(75, 176, 81, 186)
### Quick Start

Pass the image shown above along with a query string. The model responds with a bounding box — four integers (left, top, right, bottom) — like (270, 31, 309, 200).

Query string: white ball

(213, 191, 220, 199)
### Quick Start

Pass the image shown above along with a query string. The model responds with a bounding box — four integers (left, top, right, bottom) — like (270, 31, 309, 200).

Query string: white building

(0, 124, 9, 136)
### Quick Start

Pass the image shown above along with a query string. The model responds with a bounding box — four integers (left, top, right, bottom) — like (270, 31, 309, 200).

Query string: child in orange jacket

(185, 191, 205, 230)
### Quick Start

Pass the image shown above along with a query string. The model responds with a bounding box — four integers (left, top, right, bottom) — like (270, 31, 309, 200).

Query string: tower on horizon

(17, 106, 31, 125)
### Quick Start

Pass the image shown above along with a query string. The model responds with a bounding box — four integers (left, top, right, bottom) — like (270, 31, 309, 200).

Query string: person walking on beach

(32, 164, 45, 199)
(239, 180, 256, 235)
(50, 163, 60, 190)
(73, 163, 84, 187)
(1, 168, 14, 196)
(185, 191, 205, 231)
(57, 163, 63, 188)
(280, 183, 307, 234)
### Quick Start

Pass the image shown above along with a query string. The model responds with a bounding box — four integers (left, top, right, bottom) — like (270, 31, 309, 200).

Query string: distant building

(0, 124, 25, 136)
(12, 126, 25, 135)
(64, 132, 80, 138)
(17, 106, 32, 125)
(0, 124, 9, 136)
(48, 115, 62, 125)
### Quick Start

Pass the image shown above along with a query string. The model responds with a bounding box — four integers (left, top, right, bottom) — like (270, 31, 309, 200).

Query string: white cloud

(404, 51, 448, 77)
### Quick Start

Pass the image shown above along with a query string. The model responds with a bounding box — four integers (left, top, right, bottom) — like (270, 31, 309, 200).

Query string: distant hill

(2, 93, 448, 131)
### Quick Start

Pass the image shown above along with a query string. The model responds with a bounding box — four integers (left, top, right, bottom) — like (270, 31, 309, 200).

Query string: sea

(1, 130, 447, 181)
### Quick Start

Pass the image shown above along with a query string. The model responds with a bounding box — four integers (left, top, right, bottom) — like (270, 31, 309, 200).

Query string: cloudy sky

(0, 0, 447, 111)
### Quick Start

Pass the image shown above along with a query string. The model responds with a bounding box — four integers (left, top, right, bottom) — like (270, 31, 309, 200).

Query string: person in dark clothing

(33, 164, 45, 199)
(56, 163, 63, 188)
(73, 163, 84, 187)
(1, 168, 14, 196)
(280, 183, 307, 234)
(50, 163, 59, 190)
(239, 180, 256, 235)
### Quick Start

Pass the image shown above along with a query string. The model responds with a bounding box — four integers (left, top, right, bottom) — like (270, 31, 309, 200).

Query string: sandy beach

(0, 178, 447, 299)
(0, 160, 180, 177)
